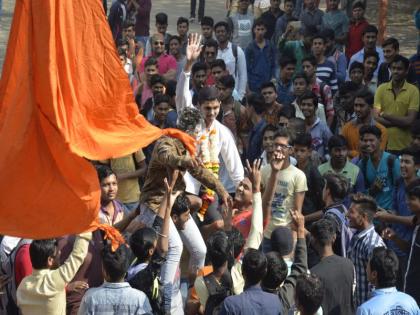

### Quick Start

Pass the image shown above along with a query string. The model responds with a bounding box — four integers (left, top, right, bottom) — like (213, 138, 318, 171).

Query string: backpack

(128, 262, 165, 315)
(324, 205, 353, 258)
(203, 271, 233, 315)
(359, 153, 397, 195)
(0, 238, 32, 315)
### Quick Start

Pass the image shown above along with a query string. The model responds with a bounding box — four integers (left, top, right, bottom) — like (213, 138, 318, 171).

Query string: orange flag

(0, 0, 195, 239)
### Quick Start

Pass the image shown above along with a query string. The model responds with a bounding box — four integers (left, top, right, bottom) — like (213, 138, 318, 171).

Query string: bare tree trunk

(378, 0, 388, 44)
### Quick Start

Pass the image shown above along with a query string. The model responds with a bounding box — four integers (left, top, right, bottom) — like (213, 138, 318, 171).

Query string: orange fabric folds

(0, 0, 195, 239)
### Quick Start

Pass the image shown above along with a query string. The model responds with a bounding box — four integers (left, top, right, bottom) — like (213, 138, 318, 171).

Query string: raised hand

(382, 227, 396, 241)
(186, 33, 203, 63)
(270, 150, 285, 172)
(245, 159, 262, 193)
(67, 281, 89, 293)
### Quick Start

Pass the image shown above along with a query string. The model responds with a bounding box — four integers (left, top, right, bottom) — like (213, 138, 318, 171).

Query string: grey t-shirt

(229, 12, 254, 49)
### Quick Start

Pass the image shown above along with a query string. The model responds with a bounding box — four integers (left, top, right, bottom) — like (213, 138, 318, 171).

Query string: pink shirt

(140, 54, 177, 76)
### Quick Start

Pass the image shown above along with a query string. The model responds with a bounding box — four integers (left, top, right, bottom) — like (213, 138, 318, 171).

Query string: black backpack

(204, 271, 233, 315)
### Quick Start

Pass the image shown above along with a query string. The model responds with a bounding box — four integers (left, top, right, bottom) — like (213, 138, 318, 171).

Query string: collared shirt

(299, 8, 324, 32)
(356, 287, 420, 315)
(318, 160, 365, 194)
(348, 48, 385, 78)
(346, 19, 369, 60)
(347, 225, 386, 306)
(140, 54, 177, 76)
(404, 223, 420, 305)
(277, 79, 294, 105)
(307, 117, 333, 158)
(321, 10, 349, 51)
(78, 282, 152, 315)
(99, 200, 126, 226)
(374, 80, 420, 151)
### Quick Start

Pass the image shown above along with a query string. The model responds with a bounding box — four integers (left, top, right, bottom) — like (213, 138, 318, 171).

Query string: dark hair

(207, 231, 230, 269)
(359, 125, 382, 140)
(226, 227, 245, 260)
(293, 72, 310, 85)
(242, 249, 267, 286)
(155, 12, 168, 25)
(354, 88, 374, 107)
(311, 33, 326, 44)
(214, 21, 230, 33)
(382, 37, 399, 50)
(246, 93, 267, 115)
(102, 244, 129, 282)
(302, 55, 317, 66)
(97, 165, 115, 183)
(278, 105, 295, 120)
(177, 17, 189, 26)
(145, 57, 158, 68)
(260, 81, 277, 92)
(296, 274, 324, 314)
(293, 133, 312, 148)
(390, 54, 410, 70)
(117, 47, 127, 58)
(169, 35, 182, 44)
(320, 28, 335, 41)
(349, 61, 364, 73)
(298, 90, 318, 108)
(323, 173, 349, 201)
(171, 193, 191, 216)
(339, 81, 361, 95)
(123, 19, 135, 29)
(363, 50, 380, 63)
(218, 74, 235, 89)
(351, 193, 378, 222)
(150, 74, 166, 87)
(311, 218, 336, 247)
(154, 94, 171, 107)
(262, 124, 278, 136)
(279, 56, 297, 68)
(192, 62, 208, 75)
(29, 239, 57, 269)
(362, 24, 378, 36)
(253, 18, 267, 30)
(303, 25, 318, 38)
(273, 127, 290, 142)
(400, 146, 420, 165)
(210, 59, 227, 70)
(261, 252, 288, 292)
(327, 135, 348, 151)
(406, 178, 420, 199)
(201, 16, 214, 27)
(369, 247, 399, 288)
(204, 38, 219, 50)
(130, 227, 158, 263)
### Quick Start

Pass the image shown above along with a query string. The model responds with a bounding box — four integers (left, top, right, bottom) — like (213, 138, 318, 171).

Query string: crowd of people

(1, 0, 420, 314)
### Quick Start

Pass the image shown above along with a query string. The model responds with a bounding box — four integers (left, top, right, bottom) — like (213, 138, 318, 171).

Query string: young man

(357, 247, 420, 315)
(200, 16, 214, 44)
(261, 128, 307, 252)
(228, 0, 254, 49)
(214, 21, 247, 99)
(293, 133, 324, 218)
(149, 94, 177, 129)
(277, 56, 296, 105)
(346, 0, 369, 60)
(245, 18, 277, 93)
(298, 90, 332, 159)
(294, 274, 324, 315)
(357, 126, 400, 211)
(78, 244, 152, 314)
(310, 219, 356, 315)
(349, 61, 365, 88)
(302, 55, 334, 126)
(341, 88, 388, 159)
(362, 51, 380, 94)
(261, 81, 283, 125)
(348, 24, 385, 79)
(135, 56, 158, 109)
(201, 40, 218, 85)
(374, 55, 420, 155)
(190, 62, 209, 106)
(145, 13, 172, 56)
(17, 233, 92, 315)
(321, 28, 347, 84)
(176, 17, 189, 55)
(321, 0, 349, 51)
(169, 35, 187, 80)
(260, 124, 278, 166)
(346, 193, 386, 306)
(274, 0, 295, 41)
(299, 0, 324, 33)
(334, 81, 362, 132)
(260, 0, 284, 40)
(311, 33, 338, 95)
(219, 249, 283, 314)
(245, 93, 268, 163)
(318, 136, 365, 194)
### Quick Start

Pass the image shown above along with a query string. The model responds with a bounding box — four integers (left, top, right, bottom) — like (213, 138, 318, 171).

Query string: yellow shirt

(17, 233, 91, 315)
(374, 81, 419, 151)
(110, 150, 145, 203)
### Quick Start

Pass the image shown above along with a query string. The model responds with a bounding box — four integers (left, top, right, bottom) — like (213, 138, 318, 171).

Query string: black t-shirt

(310, 255, 355, 315)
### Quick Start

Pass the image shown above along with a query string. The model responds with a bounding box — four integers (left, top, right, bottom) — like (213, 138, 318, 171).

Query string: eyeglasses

(154, 41, 165, 45)
(274, 143, 291, 150)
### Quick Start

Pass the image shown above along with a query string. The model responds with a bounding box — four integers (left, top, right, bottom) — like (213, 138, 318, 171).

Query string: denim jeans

(138, 204, 206, 314)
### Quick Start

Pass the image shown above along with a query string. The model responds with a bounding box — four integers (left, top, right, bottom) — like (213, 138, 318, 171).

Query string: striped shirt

(316, 59, 338, 94)
(347, 225, 386, 307)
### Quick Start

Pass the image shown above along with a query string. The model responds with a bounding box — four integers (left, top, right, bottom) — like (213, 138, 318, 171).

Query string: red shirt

(14, 244, 32, 287)
(232, 209, 253, 239)
(140, 54, 177, 76)
(346, 19, 369, 60)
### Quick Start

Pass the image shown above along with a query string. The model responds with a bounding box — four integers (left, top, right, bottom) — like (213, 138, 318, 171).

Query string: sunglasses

(154, 41, 165, 45)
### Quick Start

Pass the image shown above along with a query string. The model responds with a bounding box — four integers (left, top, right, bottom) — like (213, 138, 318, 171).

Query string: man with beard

(341, 88, 387, 159)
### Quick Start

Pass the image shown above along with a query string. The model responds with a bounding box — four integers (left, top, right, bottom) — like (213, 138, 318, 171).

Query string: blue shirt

(357, 151, 400, 210)
(277, 79, 294, 105)
(247, 119, 267, 163)
(348, 47, 385, 78)
(78, 282, 153, 315)
(220, 285, 283, 315)
(356, 287, 420, 315)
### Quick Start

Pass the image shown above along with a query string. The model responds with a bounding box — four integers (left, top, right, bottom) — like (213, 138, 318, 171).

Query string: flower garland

(197, 127, 219, 221)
